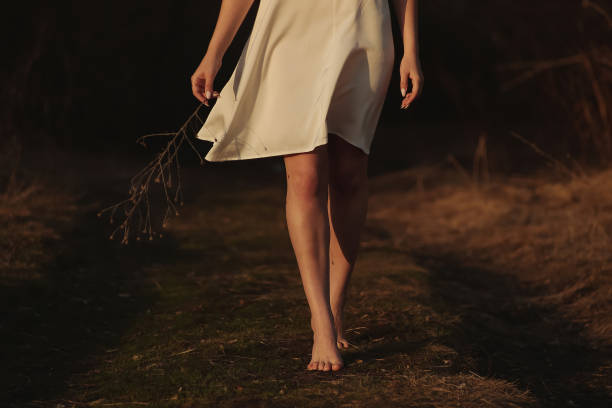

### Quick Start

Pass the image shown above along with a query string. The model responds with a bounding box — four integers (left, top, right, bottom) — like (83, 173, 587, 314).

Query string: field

(2, 140, 611, 407)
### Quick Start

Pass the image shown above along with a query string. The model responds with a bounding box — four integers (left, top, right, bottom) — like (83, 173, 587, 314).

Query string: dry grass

(383, 372, 535, 408)
(3, 148, 611, 406)
(0, 172, 78, 281)
(370, 159, 612, 347)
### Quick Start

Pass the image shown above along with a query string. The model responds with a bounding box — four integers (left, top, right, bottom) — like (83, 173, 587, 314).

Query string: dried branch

(582, 0, 612, 29)
(496, 54, 584, 92)
(446, 154, 472, 185)
(97, 103, 208, 244)
(498, 50, 612, 161)
(473, 131, 490, 187)
(508, 131, 580, 179)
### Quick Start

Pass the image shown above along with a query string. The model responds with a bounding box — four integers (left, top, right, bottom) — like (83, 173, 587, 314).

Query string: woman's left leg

(327, 133, 370, 349)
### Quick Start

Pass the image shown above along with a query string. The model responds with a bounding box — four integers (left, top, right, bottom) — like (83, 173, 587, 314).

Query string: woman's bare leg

(327, 134, 369, 349)
(283, 144, 343, 372)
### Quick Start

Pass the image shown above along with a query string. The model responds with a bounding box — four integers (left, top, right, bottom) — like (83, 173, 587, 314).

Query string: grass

(0, 174, 78, 282)
(1, 151, 611, 407)
(369, 165, 612, 348)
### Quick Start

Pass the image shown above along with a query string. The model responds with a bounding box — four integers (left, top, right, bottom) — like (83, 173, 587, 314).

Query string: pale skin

(191, 0, 423, 372)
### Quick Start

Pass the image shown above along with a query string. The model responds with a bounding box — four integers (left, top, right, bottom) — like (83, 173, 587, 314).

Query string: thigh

(283, 144, 329, 194)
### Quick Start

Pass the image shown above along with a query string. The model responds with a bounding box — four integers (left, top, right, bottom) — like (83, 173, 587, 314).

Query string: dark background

(1, 0, 611, 173)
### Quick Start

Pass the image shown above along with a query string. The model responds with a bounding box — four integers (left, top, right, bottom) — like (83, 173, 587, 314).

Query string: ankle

(330, 304, 344, 318)
(310, 314, 336, 333)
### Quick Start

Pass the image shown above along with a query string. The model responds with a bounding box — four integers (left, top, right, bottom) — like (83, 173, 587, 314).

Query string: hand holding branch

(191, 54, 221, 107)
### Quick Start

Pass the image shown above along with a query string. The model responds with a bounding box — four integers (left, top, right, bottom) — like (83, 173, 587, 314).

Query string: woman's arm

(191, 0, 256, 106)
(391, 0, 424, 109)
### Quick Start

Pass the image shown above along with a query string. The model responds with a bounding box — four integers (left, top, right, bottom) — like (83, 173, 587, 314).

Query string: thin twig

(446, 154, 472, 184)
(98, 103, 208, 244)
(508, 131, 578, 179)
(496, 54, 584, 91)
(582, 0, 612, 29)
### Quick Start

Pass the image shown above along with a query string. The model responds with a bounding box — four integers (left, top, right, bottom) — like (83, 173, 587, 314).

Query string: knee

(330, 167, 367, 196)
(286, 168, 327, 201)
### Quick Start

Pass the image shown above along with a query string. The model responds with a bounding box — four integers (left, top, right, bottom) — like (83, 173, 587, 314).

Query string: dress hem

(197, 129, 370, 163)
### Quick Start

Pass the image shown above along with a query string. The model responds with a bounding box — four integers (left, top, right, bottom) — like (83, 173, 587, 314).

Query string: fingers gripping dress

(197, 0, 395, 162)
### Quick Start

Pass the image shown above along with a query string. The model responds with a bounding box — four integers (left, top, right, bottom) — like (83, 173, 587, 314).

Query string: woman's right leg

(327, 134, 370, 350)
(283, 144, 344, 372)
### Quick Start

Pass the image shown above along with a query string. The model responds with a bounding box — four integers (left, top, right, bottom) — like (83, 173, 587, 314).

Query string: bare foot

(335, 322, 350, 349)
(308, 316, 344, 371)
(331, 309, 350, 349)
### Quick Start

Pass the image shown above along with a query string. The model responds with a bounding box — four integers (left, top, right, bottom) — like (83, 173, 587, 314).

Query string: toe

(331, 362, 343, 371)
(307, 360, 317, 370)
(322, 361, 331, 371)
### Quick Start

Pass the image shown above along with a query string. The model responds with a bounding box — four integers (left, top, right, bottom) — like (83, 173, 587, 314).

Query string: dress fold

(197, 0, 394, 162)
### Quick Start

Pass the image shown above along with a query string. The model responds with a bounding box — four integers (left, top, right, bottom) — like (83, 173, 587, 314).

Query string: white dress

(197, 0, 395, 162)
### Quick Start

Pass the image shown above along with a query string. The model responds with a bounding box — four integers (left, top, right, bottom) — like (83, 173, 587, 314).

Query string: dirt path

(1, 155, 610, 407)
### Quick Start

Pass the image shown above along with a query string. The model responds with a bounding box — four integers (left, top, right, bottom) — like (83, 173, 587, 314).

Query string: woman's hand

(399, 54, 424, 109)
(191, 53, 222, 107)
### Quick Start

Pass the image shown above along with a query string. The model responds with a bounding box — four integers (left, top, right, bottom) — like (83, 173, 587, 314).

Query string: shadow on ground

(0, 186, 183, 404)
(417, 251, 612, 408)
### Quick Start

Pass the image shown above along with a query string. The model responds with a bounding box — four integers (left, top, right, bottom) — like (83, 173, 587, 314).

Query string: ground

(1, 146, 611, 407)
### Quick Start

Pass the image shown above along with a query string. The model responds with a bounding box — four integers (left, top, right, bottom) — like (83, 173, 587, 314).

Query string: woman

(191, 0, 423, 372)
